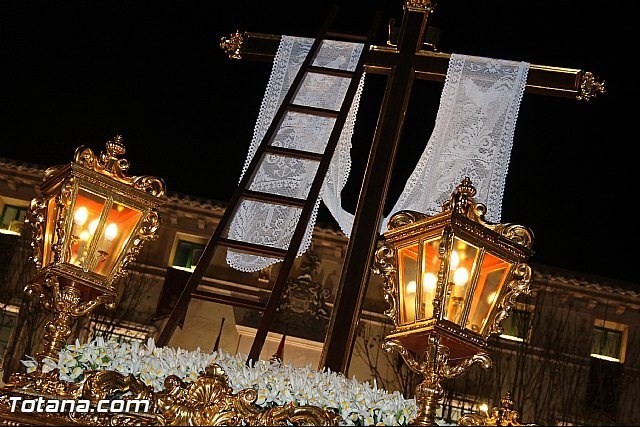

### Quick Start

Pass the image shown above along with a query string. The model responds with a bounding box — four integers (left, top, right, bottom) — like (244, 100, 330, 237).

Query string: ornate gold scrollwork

(373, 244, 398, 321)
(3, 363, 341, 426)
(4, 370, 79, 398)
(25, 197, 47, 268)
(51, 177, 75, 264)
(458, 392, 526, 426)
(577, 71, 605, 101)
(488, 263, 532, 337)
(220, 30, 245, 60)
(74, 135, 166, 197)
(387, 210, 428, 230)
(492, 223, 534, 249)
(81, 370, 155, 403)
(153, 364, 341, 426)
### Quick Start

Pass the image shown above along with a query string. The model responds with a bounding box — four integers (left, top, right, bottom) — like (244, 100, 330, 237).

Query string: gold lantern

(373, 177, 533, 426)
(24, 135, 166, 363)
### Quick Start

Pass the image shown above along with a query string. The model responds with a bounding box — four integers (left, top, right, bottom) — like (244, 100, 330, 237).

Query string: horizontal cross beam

(221, 31, 605, 101)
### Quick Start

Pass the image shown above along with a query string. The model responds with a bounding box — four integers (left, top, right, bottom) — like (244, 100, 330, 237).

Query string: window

(0, 204, 26, 235)
(171, 238, 205, 271)
(499, 303, 533, 342)
(586, 319, 626, 418)
(590, 320, 627, 363)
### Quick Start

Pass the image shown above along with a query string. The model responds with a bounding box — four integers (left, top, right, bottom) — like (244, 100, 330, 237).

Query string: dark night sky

(1, 1, 635, 284)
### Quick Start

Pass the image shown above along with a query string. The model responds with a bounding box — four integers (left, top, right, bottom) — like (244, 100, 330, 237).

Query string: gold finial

(577, 71, 606, 101)
(501, 392, 514, 410)
(98, 135, 130, 178)
(105, 134, 126, 157)
(455, 176, 477, 198)
(220, 30, 245, 60)
(449, 176, 477, 215)
(404, 0, 436, 13)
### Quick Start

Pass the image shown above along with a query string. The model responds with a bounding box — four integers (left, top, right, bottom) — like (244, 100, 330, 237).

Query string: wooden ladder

(157, 6, 381, 364)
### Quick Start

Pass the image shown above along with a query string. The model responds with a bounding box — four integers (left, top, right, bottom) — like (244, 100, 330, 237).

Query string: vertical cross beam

(319, 2, 433, 373)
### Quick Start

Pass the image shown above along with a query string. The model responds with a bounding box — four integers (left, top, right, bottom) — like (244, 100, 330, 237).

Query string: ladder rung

(288, 104, 339, 118)
(219, 238, 288, 259)
(243, 189, 307, 208)
(265, 145, 325, 161)
(325, 31, 368, 42)
(191, 290, 267, 311)
(307, 65, 355, 78)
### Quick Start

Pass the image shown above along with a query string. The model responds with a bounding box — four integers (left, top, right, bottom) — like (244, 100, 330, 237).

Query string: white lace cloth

(226, 36, 364, 272)
(227, 42, 528, 272)
(382, 54, 529, 229)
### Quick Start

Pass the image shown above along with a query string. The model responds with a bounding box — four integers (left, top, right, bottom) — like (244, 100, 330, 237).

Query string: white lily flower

(20, 337, 422, 425)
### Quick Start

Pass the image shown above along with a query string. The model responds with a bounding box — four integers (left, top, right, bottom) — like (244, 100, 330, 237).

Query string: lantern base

(25, 271, 115, 364)
(383, 333, 492, 426)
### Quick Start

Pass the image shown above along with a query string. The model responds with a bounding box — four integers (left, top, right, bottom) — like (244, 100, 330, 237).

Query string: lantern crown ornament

(23, 135, 166, 363)
(374, 177, 533, 426)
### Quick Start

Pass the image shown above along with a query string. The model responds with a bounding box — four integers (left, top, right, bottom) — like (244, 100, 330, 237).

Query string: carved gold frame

(0, 364, 341, 426)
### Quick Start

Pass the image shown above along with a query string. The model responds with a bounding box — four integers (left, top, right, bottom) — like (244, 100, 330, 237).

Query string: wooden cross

(219, 0, 604, 373)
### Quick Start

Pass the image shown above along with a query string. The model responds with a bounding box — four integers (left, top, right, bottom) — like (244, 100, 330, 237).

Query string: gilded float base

(0, 364, 340, 426)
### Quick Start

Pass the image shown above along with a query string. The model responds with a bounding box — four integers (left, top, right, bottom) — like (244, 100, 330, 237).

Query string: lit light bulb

(487, 291, 497, 305)
(89, 219, 99, 234)
(453, 267, 469, 287)
(479, 403, 489, 414)
(74, 206, 88, 226)
(406, 280, 417, 294)
(449, 250, 460, 269)
(104, 223, 118, 241)
(79, 230, 90, 241)
(423, 272, 437, 291)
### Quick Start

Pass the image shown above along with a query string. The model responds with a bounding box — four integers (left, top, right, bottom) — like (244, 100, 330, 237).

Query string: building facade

(1, 156, 638, 425)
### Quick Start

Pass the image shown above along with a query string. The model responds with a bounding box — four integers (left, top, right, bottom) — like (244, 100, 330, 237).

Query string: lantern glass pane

(444, 238, 479, 326)
(69, 189, 107, 269)
(42, 197, 58, 267)
(93, 202, 142, 277)
(398, 244, 419, 324)
(466, 252, 511, 335)
(419, 237, 441, 320)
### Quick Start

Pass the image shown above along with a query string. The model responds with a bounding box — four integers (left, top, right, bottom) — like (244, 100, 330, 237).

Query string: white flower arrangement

(22, 337, 451, 426)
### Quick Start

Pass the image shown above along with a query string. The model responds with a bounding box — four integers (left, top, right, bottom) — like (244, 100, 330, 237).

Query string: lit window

(590, 320, 627, 363)
(499, 304, 533, 342)
(170, 237, 205, 271)
(0, 204, 26, 235)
